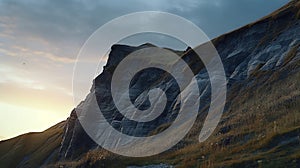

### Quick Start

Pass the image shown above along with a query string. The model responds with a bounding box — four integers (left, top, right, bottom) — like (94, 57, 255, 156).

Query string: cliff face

(1, 1, 299, 167)
(59, 44, 190, 159)
(59, 0, 300, 161)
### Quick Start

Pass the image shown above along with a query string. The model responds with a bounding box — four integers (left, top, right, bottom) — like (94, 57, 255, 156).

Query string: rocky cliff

(0, 0, 300, 167)
(58, 0, 300, 162)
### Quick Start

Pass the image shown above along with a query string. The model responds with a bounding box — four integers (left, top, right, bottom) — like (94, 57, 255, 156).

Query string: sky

(0, 0, 290, 140)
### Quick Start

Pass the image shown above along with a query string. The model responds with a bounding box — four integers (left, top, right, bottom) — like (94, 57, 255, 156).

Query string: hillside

(0, 0, 299, 167)
(0, 121, 65, 168)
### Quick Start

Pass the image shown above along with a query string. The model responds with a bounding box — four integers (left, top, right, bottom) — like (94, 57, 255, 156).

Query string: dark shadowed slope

(0, 121, 65, 168)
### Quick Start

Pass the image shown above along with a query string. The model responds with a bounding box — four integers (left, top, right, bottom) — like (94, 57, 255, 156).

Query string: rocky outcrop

(59, 0, 300, 162)
(59, 109, 97, 159)
(59, 44, 188, 159)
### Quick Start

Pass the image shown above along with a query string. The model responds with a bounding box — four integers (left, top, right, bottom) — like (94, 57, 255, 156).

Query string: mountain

(1, 0, 300, 167)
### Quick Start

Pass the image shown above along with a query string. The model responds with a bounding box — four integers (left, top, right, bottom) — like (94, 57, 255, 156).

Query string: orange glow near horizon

(0, 101, 72, 140)
(0, 54, 75, 141)
(0, 82, 74, 140)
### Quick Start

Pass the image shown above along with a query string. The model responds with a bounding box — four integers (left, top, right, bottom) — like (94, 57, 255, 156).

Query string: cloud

(0, 0, 290, 66)
(0, 60, 74, 98)
(0, 0, 290, 50)
(0, 45, 75, 63)
(0, 63, 45, 91)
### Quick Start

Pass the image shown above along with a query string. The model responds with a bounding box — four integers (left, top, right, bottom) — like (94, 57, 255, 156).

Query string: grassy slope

(0, 121, 65, 168)
(69, 50, 300, 168)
